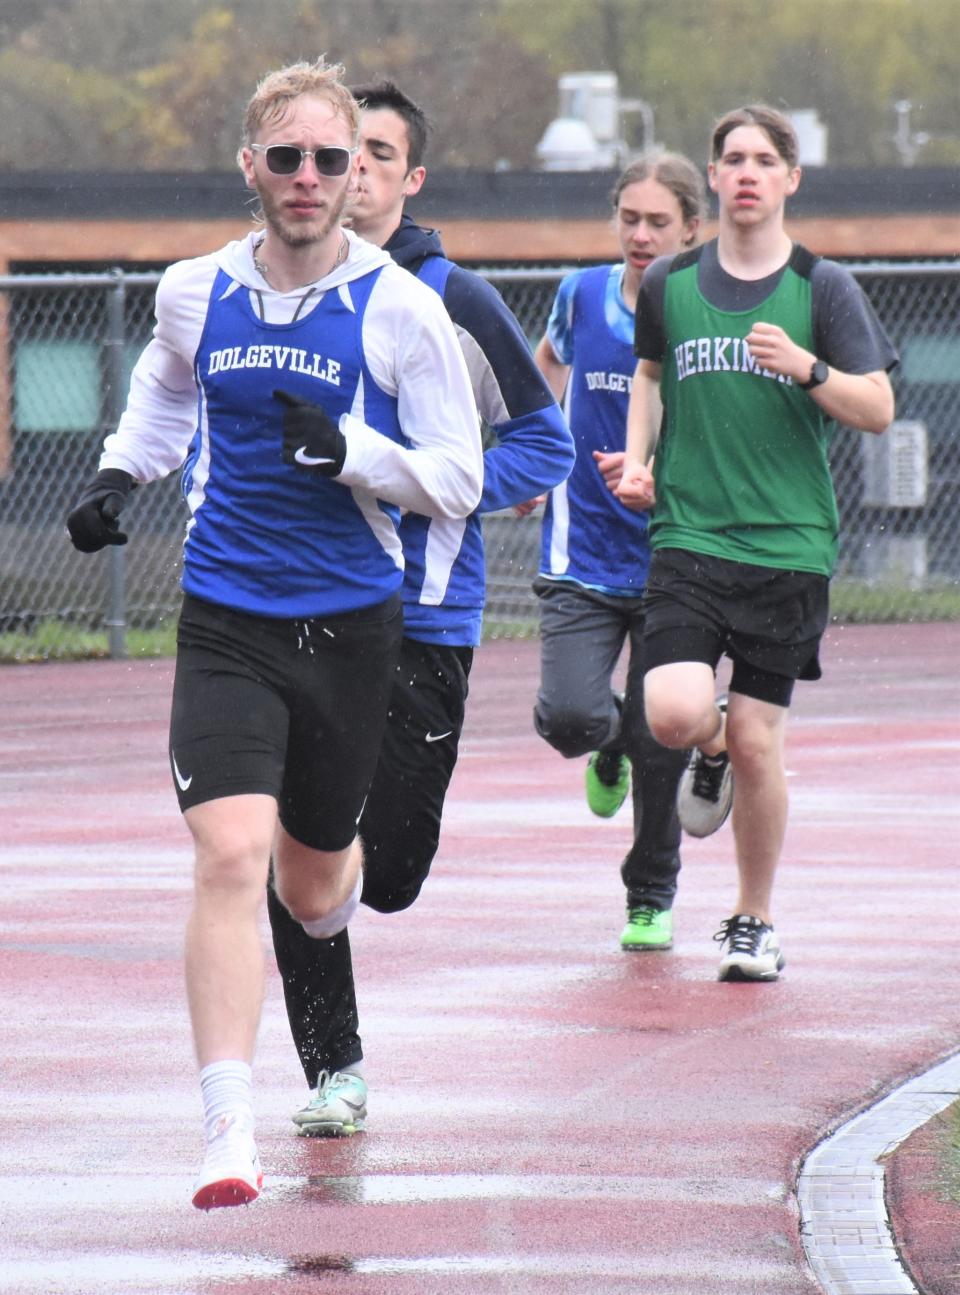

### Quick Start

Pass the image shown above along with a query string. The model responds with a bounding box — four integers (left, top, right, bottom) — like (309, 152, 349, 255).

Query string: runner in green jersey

(617, 104, 897, 983)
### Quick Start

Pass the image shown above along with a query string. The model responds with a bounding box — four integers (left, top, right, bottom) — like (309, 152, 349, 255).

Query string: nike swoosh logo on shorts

(172, 754, 193, 792)
(425, 731, 452, 743)
(294, 446, 337, 466)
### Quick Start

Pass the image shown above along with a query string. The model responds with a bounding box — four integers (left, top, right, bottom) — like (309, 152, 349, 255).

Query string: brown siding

(1, 213, 958, 271)
(425, 216, 960, 260)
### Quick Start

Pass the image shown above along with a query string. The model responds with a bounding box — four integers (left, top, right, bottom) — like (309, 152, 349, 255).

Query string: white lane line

(798, 1048, 960, 1295)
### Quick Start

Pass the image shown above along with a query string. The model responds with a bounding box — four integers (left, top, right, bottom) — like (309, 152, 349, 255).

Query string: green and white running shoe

(585, 750, 631, 818)
(620, 906, 673, 951)
(292, 1070, 367, 1137)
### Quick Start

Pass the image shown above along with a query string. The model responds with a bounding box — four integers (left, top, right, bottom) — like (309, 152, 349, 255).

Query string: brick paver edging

(798, 1050, 960, 1295)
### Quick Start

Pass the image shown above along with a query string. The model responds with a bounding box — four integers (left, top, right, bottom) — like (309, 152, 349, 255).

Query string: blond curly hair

(241, 57, 359, 148)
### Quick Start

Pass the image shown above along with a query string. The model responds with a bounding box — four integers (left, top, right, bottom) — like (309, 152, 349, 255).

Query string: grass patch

(1, 583, 957, 662)
(482, 619, 539, 640)
(0, 620, 177, 663)
(938, 1100, 960, 1204)
(829, 581, 960, 624)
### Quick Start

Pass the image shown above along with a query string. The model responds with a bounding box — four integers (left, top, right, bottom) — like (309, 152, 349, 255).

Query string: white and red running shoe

(191, 1113, 262, 1210)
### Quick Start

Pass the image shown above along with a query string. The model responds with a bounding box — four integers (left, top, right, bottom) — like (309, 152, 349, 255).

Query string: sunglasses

(250, 143, 356, 177)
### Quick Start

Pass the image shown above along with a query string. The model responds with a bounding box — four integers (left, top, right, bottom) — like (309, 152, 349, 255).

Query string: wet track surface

(1, 622, 958, 1294)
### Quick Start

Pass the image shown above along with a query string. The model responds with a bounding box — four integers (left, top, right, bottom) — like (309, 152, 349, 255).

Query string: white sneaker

(714, 914, 785, 982)
(292, 1070, 367, 1137)
(677, 695, 733, 838)
(192, 1113, 262, 1210)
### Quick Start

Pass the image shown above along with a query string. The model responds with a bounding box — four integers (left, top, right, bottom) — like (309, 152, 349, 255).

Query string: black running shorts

(643, 548, 830, 707)
(169, 592, 403, 851)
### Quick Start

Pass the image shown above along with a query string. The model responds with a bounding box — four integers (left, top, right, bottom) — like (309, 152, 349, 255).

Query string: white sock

(300, 872, 362, 939)
(199, 1060, 254, 1143)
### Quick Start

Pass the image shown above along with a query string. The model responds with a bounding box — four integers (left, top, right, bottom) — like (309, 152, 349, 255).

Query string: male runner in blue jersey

(266, 81, 574, 1139)
(66, 59, 483, 1209)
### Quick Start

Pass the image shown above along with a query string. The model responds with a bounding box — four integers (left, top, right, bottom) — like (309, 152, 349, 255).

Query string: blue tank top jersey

(181, 265, 405, 618)
(539, 264, 652, 595)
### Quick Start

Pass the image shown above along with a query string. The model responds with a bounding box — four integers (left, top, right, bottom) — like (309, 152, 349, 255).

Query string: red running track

(0, 621, 958, 1294)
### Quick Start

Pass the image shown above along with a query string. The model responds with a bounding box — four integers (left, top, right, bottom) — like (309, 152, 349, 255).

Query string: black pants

(268, 637, 473, 1085)
(533, 579, 688, 910)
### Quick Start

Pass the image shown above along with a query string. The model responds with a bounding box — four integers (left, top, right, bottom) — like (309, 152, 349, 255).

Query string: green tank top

(655, 244, 839, 575)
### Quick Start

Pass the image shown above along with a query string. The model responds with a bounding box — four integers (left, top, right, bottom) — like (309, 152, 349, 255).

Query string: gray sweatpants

(533, 578, 688, 910)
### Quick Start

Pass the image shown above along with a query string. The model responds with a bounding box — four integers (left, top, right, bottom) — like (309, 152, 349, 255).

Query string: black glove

(275, 388, 347, 477)
(66, 468, 135, 553)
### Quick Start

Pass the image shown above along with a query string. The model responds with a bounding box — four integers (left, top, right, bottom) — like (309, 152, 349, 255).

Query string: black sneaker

(677, 695, 733, 837)
(714, 914, 785, 982)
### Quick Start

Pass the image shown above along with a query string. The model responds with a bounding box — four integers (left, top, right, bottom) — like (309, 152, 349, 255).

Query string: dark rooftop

(1, 167, 958, 222)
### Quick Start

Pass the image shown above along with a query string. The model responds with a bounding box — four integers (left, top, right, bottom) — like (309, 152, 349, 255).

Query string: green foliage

(0, 0, 957, 169)
(501, 0, 960, 167)
(0, 50, 145, 169)
(132, 7, 272, 167)
(0, 0, 63, 43)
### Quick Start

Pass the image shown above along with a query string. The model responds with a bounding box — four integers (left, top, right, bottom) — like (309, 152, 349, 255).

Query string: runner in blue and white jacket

(267, 82, 574, 1139)
(531, 153, 705, 954)
(66, 60, 484, 1210)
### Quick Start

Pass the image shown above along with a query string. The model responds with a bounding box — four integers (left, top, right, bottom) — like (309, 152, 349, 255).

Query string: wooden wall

(1, 212, 958, 272)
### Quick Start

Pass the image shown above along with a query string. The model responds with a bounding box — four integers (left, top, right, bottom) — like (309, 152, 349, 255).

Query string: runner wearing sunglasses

(65, 58, 483, 1210)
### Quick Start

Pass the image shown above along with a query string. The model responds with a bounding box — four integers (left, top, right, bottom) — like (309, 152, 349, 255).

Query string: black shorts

(169, 592, 403, 851)
(643, 548, 830, 707)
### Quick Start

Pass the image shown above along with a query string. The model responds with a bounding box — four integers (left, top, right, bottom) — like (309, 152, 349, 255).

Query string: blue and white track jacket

(385, 216, 573, 645)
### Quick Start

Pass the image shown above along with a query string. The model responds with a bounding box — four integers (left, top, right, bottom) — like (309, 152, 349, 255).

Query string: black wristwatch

(799, 358, 829, 390)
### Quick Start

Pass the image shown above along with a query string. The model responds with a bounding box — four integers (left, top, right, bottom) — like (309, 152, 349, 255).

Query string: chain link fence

(0, 262, 958, 661)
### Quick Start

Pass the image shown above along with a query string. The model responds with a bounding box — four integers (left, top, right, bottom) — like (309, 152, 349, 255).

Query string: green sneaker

(620, 906, 673, 951)
(585, 750, 631, 818)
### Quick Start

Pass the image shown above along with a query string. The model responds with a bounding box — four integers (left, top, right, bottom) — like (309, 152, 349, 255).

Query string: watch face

(803, 360, 828, 389)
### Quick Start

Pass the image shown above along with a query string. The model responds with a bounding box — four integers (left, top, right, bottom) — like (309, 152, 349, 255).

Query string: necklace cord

(253, 234, 346, 288)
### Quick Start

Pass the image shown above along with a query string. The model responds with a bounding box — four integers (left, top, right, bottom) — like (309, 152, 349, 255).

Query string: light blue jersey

(539, 264, 652, 595)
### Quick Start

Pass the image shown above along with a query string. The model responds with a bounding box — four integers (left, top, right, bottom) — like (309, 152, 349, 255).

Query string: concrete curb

(799, 1050, 960, 1295)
